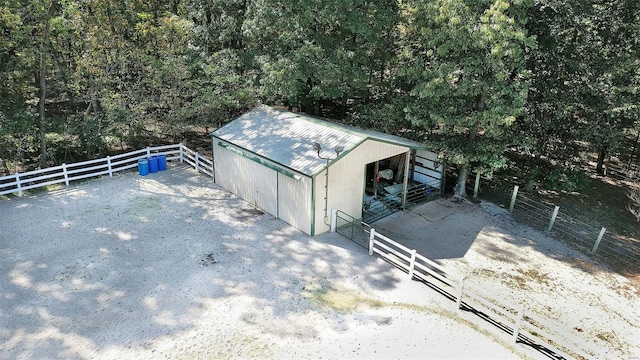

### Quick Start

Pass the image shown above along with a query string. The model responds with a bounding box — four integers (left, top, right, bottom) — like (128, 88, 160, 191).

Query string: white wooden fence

(331, 211, 601, 360)
(0, 144, 213, 197)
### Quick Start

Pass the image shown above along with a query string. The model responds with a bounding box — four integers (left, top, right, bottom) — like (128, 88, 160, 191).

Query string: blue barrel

(157, 154, 167, 171)
(148, 156, 159, 173)
(138, 159, 149, 176)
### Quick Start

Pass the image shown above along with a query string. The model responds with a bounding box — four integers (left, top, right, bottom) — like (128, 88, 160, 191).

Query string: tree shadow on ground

(366, 197, 638, 359)
(0, 165, 403, 358)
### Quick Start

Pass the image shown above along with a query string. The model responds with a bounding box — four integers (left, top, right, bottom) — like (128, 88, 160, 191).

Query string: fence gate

(333, 210, 371, 249)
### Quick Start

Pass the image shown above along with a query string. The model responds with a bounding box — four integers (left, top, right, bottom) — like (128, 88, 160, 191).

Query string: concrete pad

(412, 199, 458, 222)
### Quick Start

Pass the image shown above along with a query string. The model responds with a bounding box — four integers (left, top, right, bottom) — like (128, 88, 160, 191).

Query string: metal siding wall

(277, 173, 312, 235)
(213, 143, 278, 216)
(251, 162, 278, 215)
(314, 140, 409, 234)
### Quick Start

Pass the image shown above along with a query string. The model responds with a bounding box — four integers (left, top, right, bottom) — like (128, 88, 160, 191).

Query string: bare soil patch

(372, 198, 640, 359)
(1, 165, 533, 359)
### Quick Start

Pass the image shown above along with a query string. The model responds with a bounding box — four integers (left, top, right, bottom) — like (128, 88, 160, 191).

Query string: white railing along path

(0, 144, 213, 197)
(330, 210, 600, 360)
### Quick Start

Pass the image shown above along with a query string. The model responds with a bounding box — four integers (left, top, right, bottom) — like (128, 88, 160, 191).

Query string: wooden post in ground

(330, 208, 338, 232)
(547, 206, 560, 233)
(439, 160, 446, 196)
(62, 163, 69, 186)
(456, 277, 466, 309)
(473, 171, 480, 199)
(401, 151, 410, 209)
(408, 249, 417, 279)
(509, 185, 519, 213)
(373, 161, 379, 197)
(107, 156, 113, 177)
(512, 304, 525, 343)
(16, 173, 23, 197)
(592, 227, 607, 254)
(410, 150, 416, 181)
(369, 228, 376, 256)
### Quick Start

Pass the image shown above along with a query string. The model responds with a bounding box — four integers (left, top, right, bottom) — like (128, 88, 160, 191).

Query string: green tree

(402, 0, 535, 196)
(0, 0, 68, 168)
(244, 0, 400, 117)
(521, 0, 640, 183)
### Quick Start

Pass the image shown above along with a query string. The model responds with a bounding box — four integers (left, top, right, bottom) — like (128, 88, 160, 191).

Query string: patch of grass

(472, 268, 554, 291)
(303, 285, 534, 358)
(595, 330, 626, 353)
(515, 268, 553, 288)
(303, 286, 384, 313)
(479, 168, 640, 290)
(569, 258, 601, 275)
(538, 176, 639, 239)
(23, 183, 65, 195)
(128, 195, 163, 221)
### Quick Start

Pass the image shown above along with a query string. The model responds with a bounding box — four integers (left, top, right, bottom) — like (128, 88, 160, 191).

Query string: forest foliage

(1, 0, 639, 196)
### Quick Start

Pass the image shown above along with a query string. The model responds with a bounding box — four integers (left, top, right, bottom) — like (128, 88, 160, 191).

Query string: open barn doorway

(362, 150, 443, 223)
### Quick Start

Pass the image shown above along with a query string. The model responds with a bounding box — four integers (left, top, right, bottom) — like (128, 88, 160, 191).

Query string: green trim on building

(283, 110, 426, 150)
(310, 175, 316, 236)
(308, 138, 367, 177)
(216, 139, 305, 181)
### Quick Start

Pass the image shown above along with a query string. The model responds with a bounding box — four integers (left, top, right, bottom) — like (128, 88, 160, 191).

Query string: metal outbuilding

(211, 105, 443, 236)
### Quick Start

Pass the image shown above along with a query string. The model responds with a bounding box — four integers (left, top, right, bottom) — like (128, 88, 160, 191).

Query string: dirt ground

(2, 165, 538, 360)
(372, 198, 640, 359)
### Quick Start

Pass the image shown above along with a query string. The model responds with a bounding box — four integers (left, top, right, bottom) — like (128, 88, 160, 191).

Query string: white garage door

(214, 144, 278, 216)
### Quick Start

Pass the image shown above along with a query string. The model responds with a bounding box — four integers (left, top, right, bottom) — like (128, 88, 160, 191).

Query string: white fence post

(456, 277, 466, 309)
(512, 304, 524, 343)
(107, 156, 113, 177)
(547, 206, 560, 233)
(62, 164, 69, 186)
(509, 185, 519, 213)
(1, 144, 196, 197)
(16, 173, 22, 197)
(195, 152, 200, 173)
(473, 171, 480, 198)
(592, 227, 607, 254)
(368, 228, 375, 256)
(330, 208, 338, 232)
(408, 249, 417, 279)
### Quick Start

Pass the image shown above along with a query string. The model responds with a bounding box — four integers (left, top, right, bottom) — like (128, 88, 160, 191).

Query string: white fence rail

(0, 144, 213, 197)
(332, 211, 601, 360)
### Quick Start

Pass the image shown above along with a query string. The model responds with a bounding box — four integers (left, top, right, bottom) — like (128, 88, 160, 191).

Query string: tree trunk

(454, 165, 469, 198)
(596, 146, 607, 175)
(339, 95, 347, 120)
(38, 0, 57, 167)
(453, 93, 484, 197)
(627, 132, 639, 170)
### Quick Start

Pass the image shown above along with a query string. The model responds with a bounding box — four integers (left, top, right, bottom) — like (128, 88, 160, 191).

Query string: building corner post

(401, 151, 410, 209)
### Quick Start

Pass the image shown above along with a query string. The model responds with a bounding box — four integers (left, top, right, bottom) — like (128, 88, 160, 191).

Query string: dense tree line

(1, 0, 639, 196)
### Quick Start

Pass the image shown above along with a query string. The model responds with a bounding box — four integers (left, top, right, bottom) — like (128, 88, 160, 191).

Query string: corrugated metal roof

(212, 105, 426, 177)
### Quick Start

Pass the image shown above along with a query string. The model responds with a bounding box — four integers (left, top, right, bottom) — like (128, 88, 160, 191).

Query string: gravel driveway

(1, 165, 531, 359)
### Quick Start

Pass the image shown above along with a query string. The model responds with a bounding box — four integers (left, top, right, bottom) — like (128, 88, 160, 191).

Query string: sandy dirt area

(373, 198, 640, 359)
(2, 165, 537, 360)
